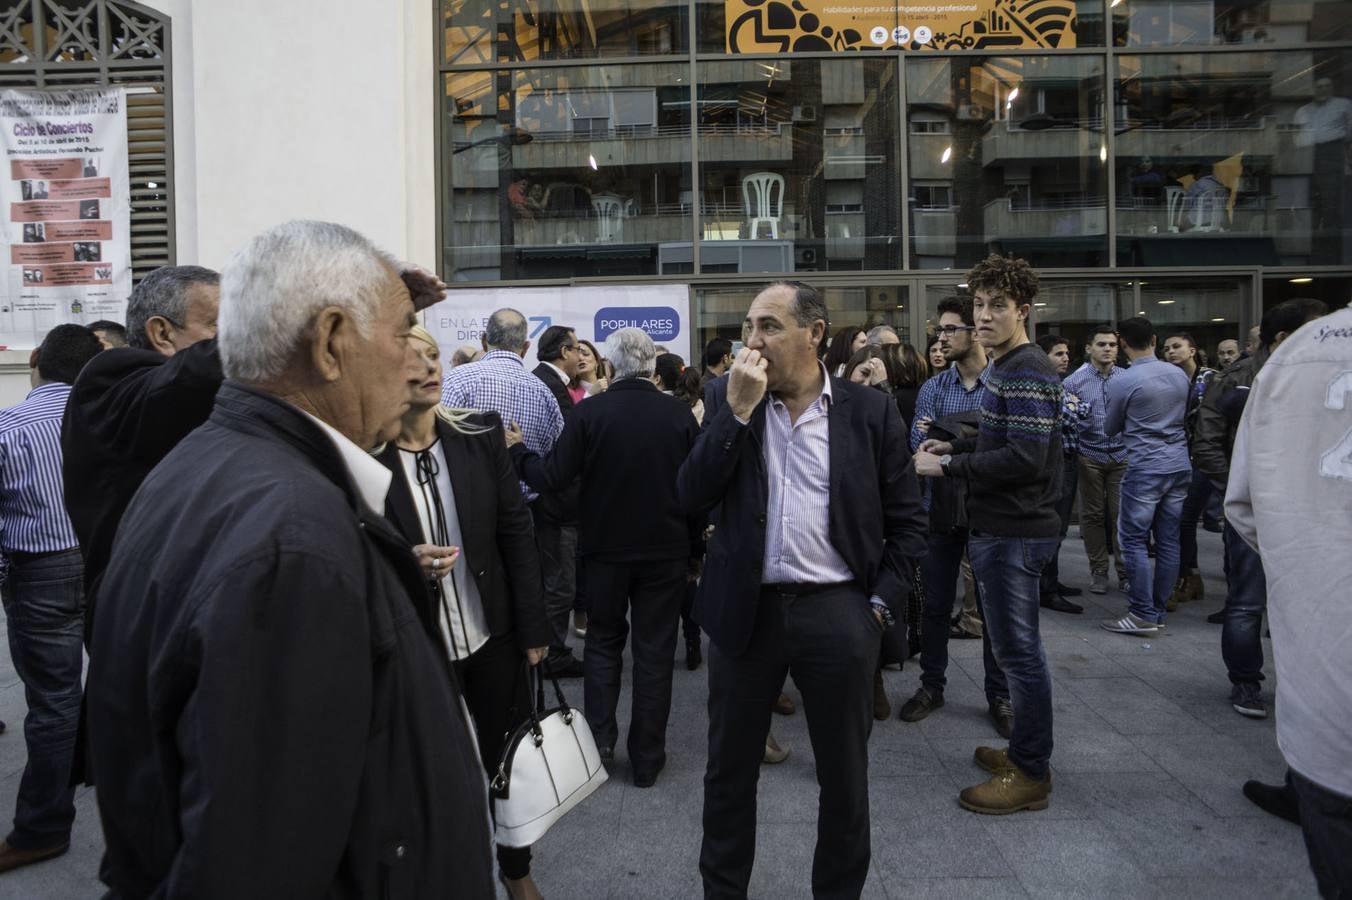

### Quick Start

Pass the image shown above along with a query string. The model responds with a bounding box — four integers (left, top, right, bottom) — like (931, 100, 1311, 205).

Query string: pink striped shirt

(761, 374, 854, 585)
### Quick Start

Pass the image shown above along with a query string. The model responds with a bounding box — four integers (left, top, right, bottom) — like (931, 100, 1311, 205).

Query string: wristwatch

(938, 453, 953, 476)
(869, 599, 895, 628)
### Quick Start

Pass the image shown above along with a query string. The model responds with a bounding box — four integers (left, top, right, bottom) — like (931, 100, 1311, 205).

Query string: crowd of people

(0, 220, 1346, 899)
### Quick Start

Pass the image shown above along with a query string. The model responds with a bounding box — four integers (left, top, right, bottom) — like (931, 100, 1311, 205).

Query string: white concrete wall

(0, 1, 438, 406)
(147, 0, 437, 268)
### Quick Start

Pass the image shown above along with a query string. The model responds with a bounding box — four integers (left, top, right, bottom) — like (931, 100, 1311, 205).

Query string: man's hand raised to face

(728, 347, 769, 421)
(400, 264, 449, 312)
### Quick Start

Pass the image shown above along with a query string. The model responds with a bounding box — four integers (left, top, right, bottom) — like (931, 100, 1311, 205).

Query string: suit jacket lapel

(379, 444, 423, 546)
(827, 379, 852, 501)
(437, 420, 476, 544)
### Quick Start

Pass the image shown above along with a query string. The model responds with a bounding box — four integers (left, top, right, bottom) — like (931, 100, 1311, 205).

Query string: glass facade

(438, 0, 1352, 360)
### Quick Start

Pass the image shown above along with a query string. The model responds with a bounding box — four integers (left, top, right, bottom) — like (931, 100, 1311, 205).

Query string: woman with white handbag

(376, 325, 553, 900)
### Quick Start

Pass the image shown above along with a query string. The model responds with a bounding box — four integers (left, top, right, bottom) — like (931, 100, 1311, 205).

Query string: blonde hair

(409, 324, 490, 435)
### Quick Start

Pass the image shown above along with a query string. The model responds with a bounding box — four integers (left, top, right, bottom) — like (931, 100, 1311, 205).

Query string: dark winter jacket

(87, 382, 494, 899)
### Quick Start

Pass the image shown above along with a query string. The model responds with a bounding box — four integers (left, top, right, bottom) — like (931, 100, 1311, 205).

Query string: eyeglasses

(936, 324, 976, 336)
(561, 343, 579, 353)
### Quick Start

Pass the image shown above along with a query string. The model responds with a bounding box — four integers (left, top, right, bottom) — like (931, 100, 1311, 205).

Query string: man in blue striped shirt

(0, 325, 103, 874)
(1063, 327, 1130, 594)
(900, 295, 1014, 740)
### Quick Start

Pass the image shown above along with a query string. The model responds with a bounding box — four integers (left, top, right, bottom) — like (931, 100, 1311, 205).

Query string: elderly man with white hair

(505, 327, 702, 789)
(85, 221, 494, 898)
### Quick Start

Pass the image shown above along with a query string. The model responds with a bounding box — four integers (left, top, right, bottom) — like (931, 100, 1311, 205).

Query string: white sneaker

(1100, 611, 1158, 635)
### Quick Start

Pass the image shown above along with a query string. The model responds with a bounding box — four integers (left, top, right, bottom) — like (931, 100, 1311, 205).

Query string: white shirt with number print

(1226, 303, 1352, 799)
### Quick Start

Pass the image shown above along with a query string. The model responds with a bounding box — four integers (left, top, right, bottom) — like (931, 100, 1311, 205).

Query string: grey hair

(485, 308, 528, 352)
(125, 265, 220, 350)
(866, 324, 899, 345)
(605, 327, 656, 380)
(218, 221, 396, 382)
(765, 280, 829, 330)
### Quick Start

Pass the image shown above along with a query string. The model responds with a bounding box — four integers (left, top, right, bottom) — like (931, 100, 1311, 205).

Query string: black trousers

(1291, 769, 1352, 898)
(701, 584, 880, 900)
(919, 530, 1007, 703)
(454, 633, 532, 880)
(1040, 455, 1079, 594)
(579, 556, 685, 774)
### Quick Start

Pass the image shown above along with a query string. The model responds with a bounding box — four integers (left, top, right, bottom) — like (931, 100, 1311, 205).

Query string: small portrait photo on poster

(73, 241, 101, 262)
(79, 199, 100, 219)
(22, 223, 46, 243)
(20, 179, 49, 201)
(22, 268, 44, 284)
(83, 157, 99, 178)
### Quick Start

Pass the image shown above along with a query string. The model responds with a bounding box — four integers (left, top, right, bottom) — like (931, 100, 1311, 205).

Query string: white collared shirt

(544, 360, 571, 390)
(760, 367, 854, 585)
(297, 410, 392, 513)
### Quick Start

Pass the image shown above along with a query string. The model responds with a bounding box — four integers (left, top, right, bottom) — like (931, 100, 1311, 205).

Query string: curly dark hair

(965, 254, 1039, 306)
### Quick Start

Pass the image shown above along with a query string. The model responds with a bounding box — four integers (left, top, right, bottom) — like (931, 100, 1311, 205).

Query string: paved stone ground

(0, 528, 1316, 898)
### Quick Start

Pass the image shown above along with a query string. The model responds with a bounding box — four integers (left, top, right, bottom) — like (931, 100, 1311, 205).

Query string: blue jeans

(1177, 467, 1214, 572)
(918, 530, 1007, 703)
(0, 549, 85, 849)
(1221, 522, 1267, 685)
(1117, 468, 1190, 624)
(967, 533, 1058, 780)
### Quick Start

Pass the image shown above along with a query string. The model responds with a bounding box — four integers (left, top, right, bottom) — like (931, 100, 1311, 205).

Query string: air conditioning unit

(796, 247, 818, 267)
(792, 105, 817, 123)
(957, 103, 985, 121)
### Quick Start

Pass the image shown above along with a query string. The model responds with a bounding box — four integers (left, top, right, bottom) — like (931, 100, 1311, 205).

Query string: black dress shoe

(898, 687, 944, 722)
(597, 746, 614, 765)
(1207, 608, 1226, 625)
(685, 640, 702, 671)
(989, 697, 1014, 739)
(546, 655, 585, 678)
(1040, 592, 1084, 614)
(1243, 779, 1301, 825)
(633, 758, 666, 788)
(1055, 583, 1083, 597)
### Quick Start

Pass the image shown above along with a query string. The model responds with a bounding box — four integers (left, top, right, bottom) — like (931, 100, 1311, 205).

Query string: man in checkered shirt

(442, 308, 583, 675)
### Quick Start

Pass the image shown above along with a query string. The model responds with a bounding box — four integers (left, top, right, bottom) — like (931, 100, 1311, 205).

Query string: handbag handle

(537, 657, 573, 711)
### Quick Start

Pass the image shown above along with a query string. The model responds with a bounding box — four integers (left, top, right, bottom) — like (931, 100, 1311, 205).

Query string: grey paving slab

(0, 533, 1321, 899)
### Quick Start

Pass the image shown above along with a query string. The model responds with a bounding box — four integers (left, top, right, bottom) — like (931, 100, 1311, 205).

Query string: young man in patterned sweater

(915, 254, 1064, 814)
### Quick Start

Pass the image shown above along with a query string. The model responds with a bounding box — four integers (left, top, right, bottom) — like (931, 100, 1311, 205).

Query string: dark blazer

(62, 339, 224, 599)
(377, 413, 551, 652)
(533, 361, 576, 416)
(678, 374, 928, 656)
(511, 378, 702, 563)
(530, 361, 580, 524)
(87, 382, 493, 898)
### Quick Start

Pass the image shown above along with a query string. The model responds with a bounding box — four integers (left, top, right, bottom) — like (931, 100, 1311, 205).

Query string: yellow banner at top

(726, 0, 1078, 53)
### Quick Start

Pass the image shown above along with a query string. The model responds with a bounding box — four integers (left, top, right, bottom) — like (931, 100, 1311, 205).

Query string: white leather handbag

(490, 663, 608, 847)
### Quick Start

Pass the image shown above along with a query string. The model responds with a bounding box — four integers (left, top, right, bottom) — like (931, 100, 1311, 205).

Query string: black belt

(761, 581, 856, 596)
(7, 548, 75, 566)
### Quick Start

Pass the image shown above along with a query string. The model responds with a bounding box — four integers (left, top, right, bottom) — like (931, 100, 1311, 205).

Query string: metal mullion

(1121, 40, 1352, 56)
(1103, 0, 1115, 268)
(433, 0, 446, 280)
(440, 53, 688, 73)
(687, 0, 700, 277)
(897, 50, 910, 273)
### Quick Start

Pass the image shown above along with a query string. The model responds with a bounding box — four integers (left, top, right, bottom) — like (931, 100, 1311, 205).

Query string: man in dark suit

(530, 324, 584, 676)
(678, 281, 927, 899)
(508, 327, 701, 787)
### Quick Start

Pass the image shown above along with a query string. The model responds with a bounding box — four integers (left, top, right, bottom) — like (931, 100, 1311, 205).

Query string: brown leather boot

(1181, 572, 1204, 602)
(872, 670, 891, 721)
(959, 764, 1051, 815)
(0, 839, 70, 873)
(972, 746, 1053, 792)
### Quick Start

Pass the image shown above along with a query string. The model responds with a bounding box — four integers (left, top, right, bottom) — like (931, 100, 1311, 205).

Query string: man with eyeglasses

(899, 294, 1015, 740)
(531, 325, 586, 677)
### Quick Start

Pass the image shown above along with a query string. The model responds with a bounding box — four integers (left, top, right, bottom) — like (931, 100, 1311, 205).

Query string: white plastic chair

(1165, 185, 1183, 233)
(592, 193, 627, 243)
(741, 172, 784, 239)
(1190, 189, 1227, 232)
